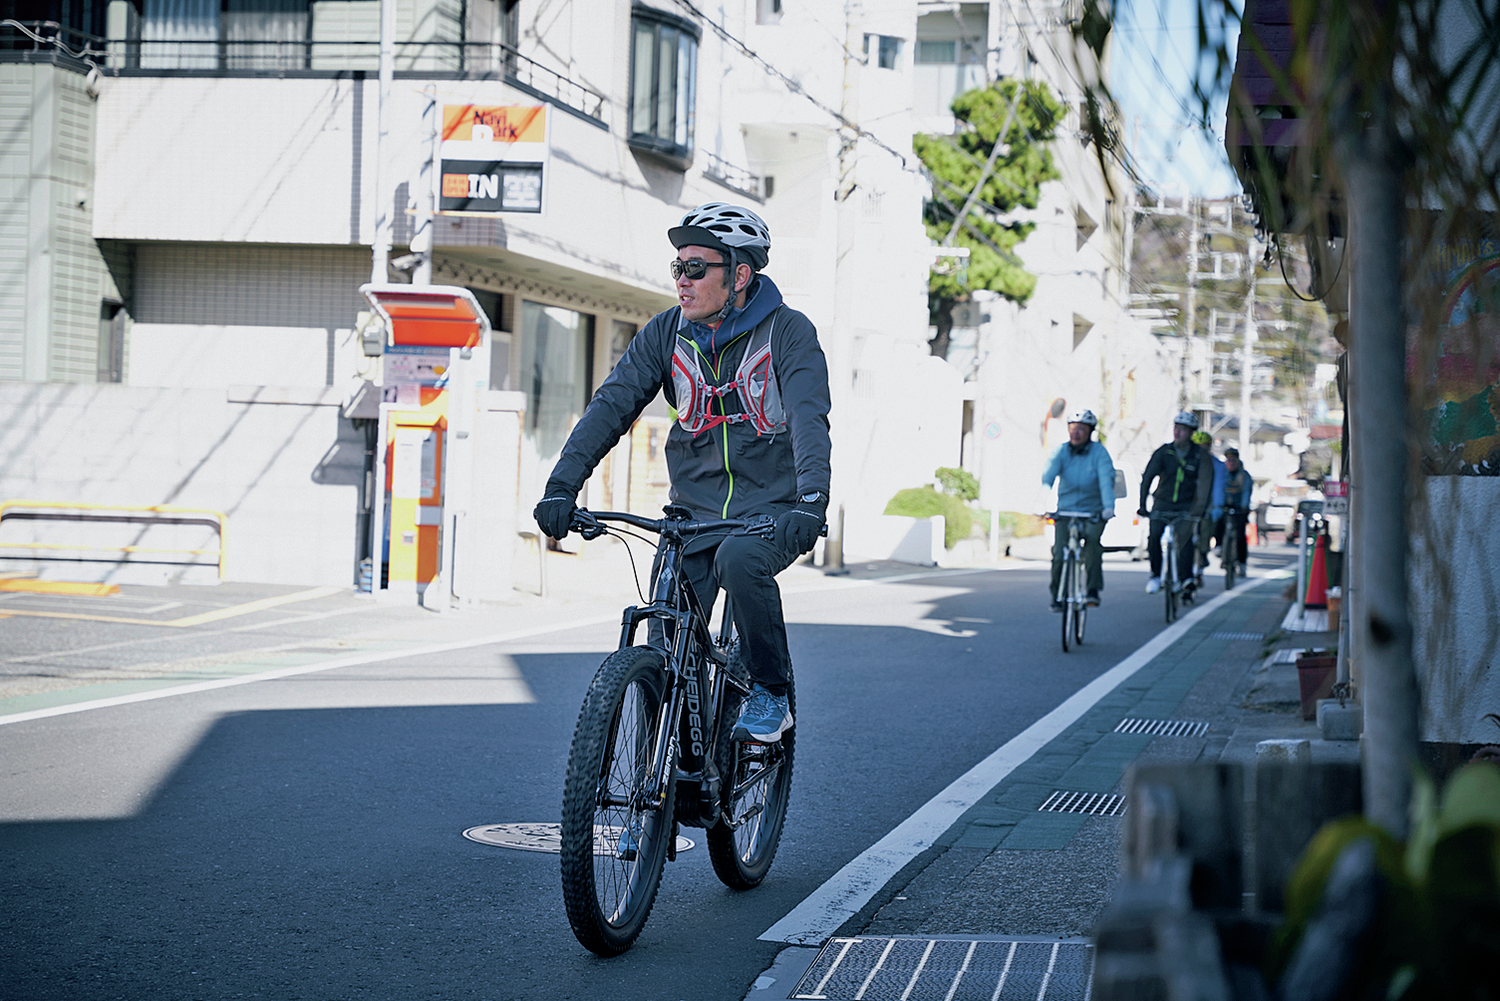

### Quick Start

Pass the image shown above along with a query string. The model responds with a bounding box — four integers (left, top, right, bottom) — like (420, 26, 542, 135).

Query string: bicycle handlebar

(571, 508, 828, 541)
(1047, 510, 1102, 521)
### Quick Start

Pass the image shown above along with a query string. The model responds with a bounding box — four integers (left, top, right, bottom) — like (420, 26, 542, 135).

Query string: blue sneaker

(733, 684, 793, 742)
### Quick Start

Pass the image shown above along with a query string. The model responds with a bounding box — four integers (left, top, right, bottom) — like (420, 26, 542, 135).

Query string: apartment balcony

(1, 20, 606, 128)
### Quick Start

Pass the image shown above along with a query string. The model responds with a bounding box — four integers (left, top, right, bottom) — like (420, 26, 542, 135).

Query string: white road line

(758, 575, 1274, 946)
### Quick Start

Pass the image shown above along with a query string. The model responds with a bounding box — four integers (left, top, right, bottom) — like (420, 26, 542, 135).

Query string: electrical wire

(669, 0, 915, 172)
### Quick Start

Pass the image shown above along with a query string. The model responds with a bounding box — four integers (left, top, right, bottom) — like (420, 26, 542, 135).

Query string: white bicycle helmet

(1067, 409, 1098, 427)
(669, 202, 772, 271)
(1173, 410, 1200, 429)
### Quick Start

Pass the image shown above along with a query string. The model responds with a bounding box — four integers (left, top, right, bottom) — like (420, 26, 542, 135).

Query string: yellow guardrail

(0, 500, 228, 581)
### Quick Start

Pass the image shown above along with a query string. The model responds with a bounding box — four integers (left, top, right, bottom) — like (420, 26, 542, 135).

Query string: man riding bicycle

(1219, 447, 1252, 573)
(1042, 409, 1114, 609)
(533, 202, 831, 746)
(1138, 411, 1213, 596)
(1193, 430, 1226, 584)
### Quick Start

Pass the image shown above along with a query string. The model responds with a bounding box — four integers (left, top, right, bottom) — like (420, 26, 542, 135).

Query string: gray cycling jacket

(543, 274, 832, 521)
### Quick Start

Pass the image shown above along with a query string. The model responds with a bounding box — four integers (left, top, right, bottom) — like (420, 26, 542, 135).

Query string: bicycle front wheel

(560, 647, 676, 956)
(1223, 533, 1237, 590)
(708, 662, 795, 890)
(1060, 557, 1075, 652)
(1074, 571, 1087, 645)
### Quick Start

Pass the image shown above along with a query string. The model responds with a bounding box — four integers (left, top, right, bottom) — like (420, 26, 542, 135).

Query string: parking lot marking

(0, 586, 344, 628)
(163, 586, 343, 627)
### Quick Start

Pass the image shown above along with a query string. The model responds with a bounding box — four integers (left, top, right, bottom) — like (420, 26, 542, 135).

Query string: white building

(1, 1, 942, 591)
(911, 0, 1179, 519)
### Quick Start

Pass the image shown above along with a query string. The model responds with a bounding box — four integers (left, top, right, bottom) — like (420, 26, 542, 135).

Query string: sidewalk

(749, 573, 1354, 1001)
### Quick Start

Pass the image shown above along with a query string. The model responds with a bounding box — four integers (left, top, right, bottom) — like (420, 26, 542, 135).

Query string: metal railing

(0, 501, 228, 581)
(1, 21, 606, 126)
(703, 151, 765, 202)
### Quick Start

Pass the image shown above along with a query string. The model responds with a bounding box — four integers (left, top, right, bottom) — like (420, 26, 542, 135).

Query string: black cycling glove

(775, 492, 827, 555)
(534, 494, 576, 540)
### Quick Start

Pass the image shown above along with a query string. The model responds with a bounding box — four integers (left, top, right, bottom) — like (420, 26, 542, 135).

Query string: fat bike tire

(707, 663, 795, 890)
(560, 646, 675, 956)
(1060, 559, 1074, 652)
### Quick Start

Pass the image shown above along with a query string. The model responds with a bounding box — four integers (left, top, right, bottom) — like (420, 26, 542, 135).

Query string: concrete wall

(0, 383, 361, 585)
(1409, 475, 1500, 743)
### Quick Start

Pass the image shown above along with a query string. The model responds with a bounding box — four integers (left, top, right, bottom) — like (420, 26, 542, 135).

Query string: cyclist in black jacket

(533, 203, 831, 744)
(1138, 411, 1213, 595)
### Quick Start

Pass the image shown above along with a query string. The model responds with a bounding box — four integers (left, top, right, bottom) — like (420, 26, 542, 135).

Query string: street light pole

(370, 0, 394, 284)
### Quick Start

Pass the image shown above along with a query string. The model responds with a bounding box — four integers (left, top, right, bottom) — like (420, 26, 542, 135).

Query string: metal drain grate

(1211, 630, 1265, 641)
(1114, 717, 1209, 738)
(792, 936, 1093, 1000)
(1038, 790, 1126, 817)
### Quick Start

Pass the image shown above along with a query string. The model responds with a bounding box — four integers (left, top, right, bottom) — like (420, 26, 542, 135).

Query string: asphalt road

(0, 557, 1189, 1000)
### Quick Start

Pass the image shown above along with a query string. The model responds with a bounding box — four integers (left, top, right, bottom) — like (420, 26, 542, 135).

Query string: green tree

(914, 80, 1064, 358)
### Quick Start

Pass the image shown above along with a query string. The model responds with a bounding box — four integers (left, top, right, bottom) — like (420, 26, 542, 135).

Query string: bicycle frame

(577, 507, 768, 830)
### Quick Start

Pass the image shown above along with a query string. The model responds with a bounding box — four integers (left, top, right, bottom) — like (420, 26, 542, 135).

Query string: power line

(669, 0, 915, 171)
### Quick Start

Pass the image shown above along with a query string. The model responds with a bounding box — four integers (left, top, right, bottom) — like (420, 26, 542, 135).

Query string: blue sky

(1108, 0, 1243, 197)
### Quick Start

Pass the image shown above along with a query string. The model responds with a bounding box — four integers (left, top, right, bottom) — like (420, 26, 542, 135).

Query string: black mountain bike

(558, 506, 801, 956)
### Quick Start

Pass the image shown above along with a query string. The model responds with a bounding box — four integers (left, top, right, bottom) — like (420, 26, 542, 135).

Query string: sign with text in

(440, 160, 543, 213)
(437, 104, 548, 215)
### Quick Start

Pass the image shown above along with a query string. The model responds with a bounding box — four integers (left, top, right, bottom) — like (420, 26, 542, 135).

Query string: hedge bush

(884, 486, 972, 548)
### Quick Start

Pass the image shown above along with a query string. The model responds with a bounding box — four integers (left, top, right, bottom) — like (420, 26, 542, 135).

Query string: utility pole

(370, 0, 394, 284)
(1180, 197, 1200, 409)
(410, 85, 437, 286)
(1239, 263, 1257, 456)
(823, 0, 862, 575)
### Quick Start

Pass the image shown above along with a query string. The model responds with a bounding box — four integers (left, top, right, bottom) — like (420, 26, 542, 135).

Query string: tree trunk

(1344, 130, 1420, 839)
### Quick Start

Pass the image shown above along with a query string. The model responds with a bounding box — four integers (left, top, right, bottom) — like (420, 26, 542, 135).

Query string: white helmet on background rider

(1067, 409, 1098, 427)
(1173, 410, 1200, 429)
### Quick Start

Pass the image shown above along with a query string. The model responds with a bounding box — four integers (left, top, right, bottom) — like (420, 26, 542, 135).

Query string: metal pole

(411, 84, 436, 286)
(823, 0, 861, 576)
(1240, 266, 1257, 457)
(1345, 133, 1418, 839)
(370, 0, 394, 284)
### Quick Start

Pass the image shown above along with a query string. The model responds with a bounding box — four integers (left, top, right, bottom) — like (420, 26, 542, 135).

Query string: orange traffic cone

(1305, 533, 1328, 609)
(1248, 520, 1259, 547)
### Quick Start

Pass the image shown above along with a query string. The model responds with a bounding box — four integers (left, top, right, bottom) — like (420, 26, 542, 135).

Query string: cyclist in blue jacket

(1042, 410, 1115, 609)
(1193, 430, 1226, 583)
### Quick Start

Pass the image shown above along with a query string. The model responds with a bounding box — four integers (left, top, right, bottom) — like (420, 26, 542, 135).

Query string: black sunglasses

(670, 259, 729, 280)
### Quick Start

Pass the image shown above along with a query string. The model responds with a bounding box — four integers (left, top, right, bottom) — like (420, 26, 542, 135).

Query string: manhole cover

(462, 822, 695, 854)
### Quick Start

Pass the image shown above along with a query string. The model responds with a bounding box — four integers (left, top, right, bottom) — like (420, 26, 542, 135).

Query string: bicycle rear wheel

(1060, 557, 1074, 652)
(560, 647, 676, 956)
(1163, 536, 1178, 623)
(708, 660, 795, 890)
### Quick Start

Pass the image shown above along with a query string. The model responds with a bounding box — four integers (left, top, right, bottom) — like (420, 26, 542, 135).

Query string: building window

(629, 5, 700, 170)
(916, 40, 956, 64)
(864, 33, 903, 70)
(755, 0, 783, 25)
(519, 301, 594, 463)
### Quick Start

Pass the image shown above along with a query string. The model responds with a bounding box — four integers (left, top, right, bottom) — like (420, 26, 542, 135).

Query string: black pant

(1147, 513, 1196, 585)
(658, 533, 799, 695)
(1216, 509, 1248, 564)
